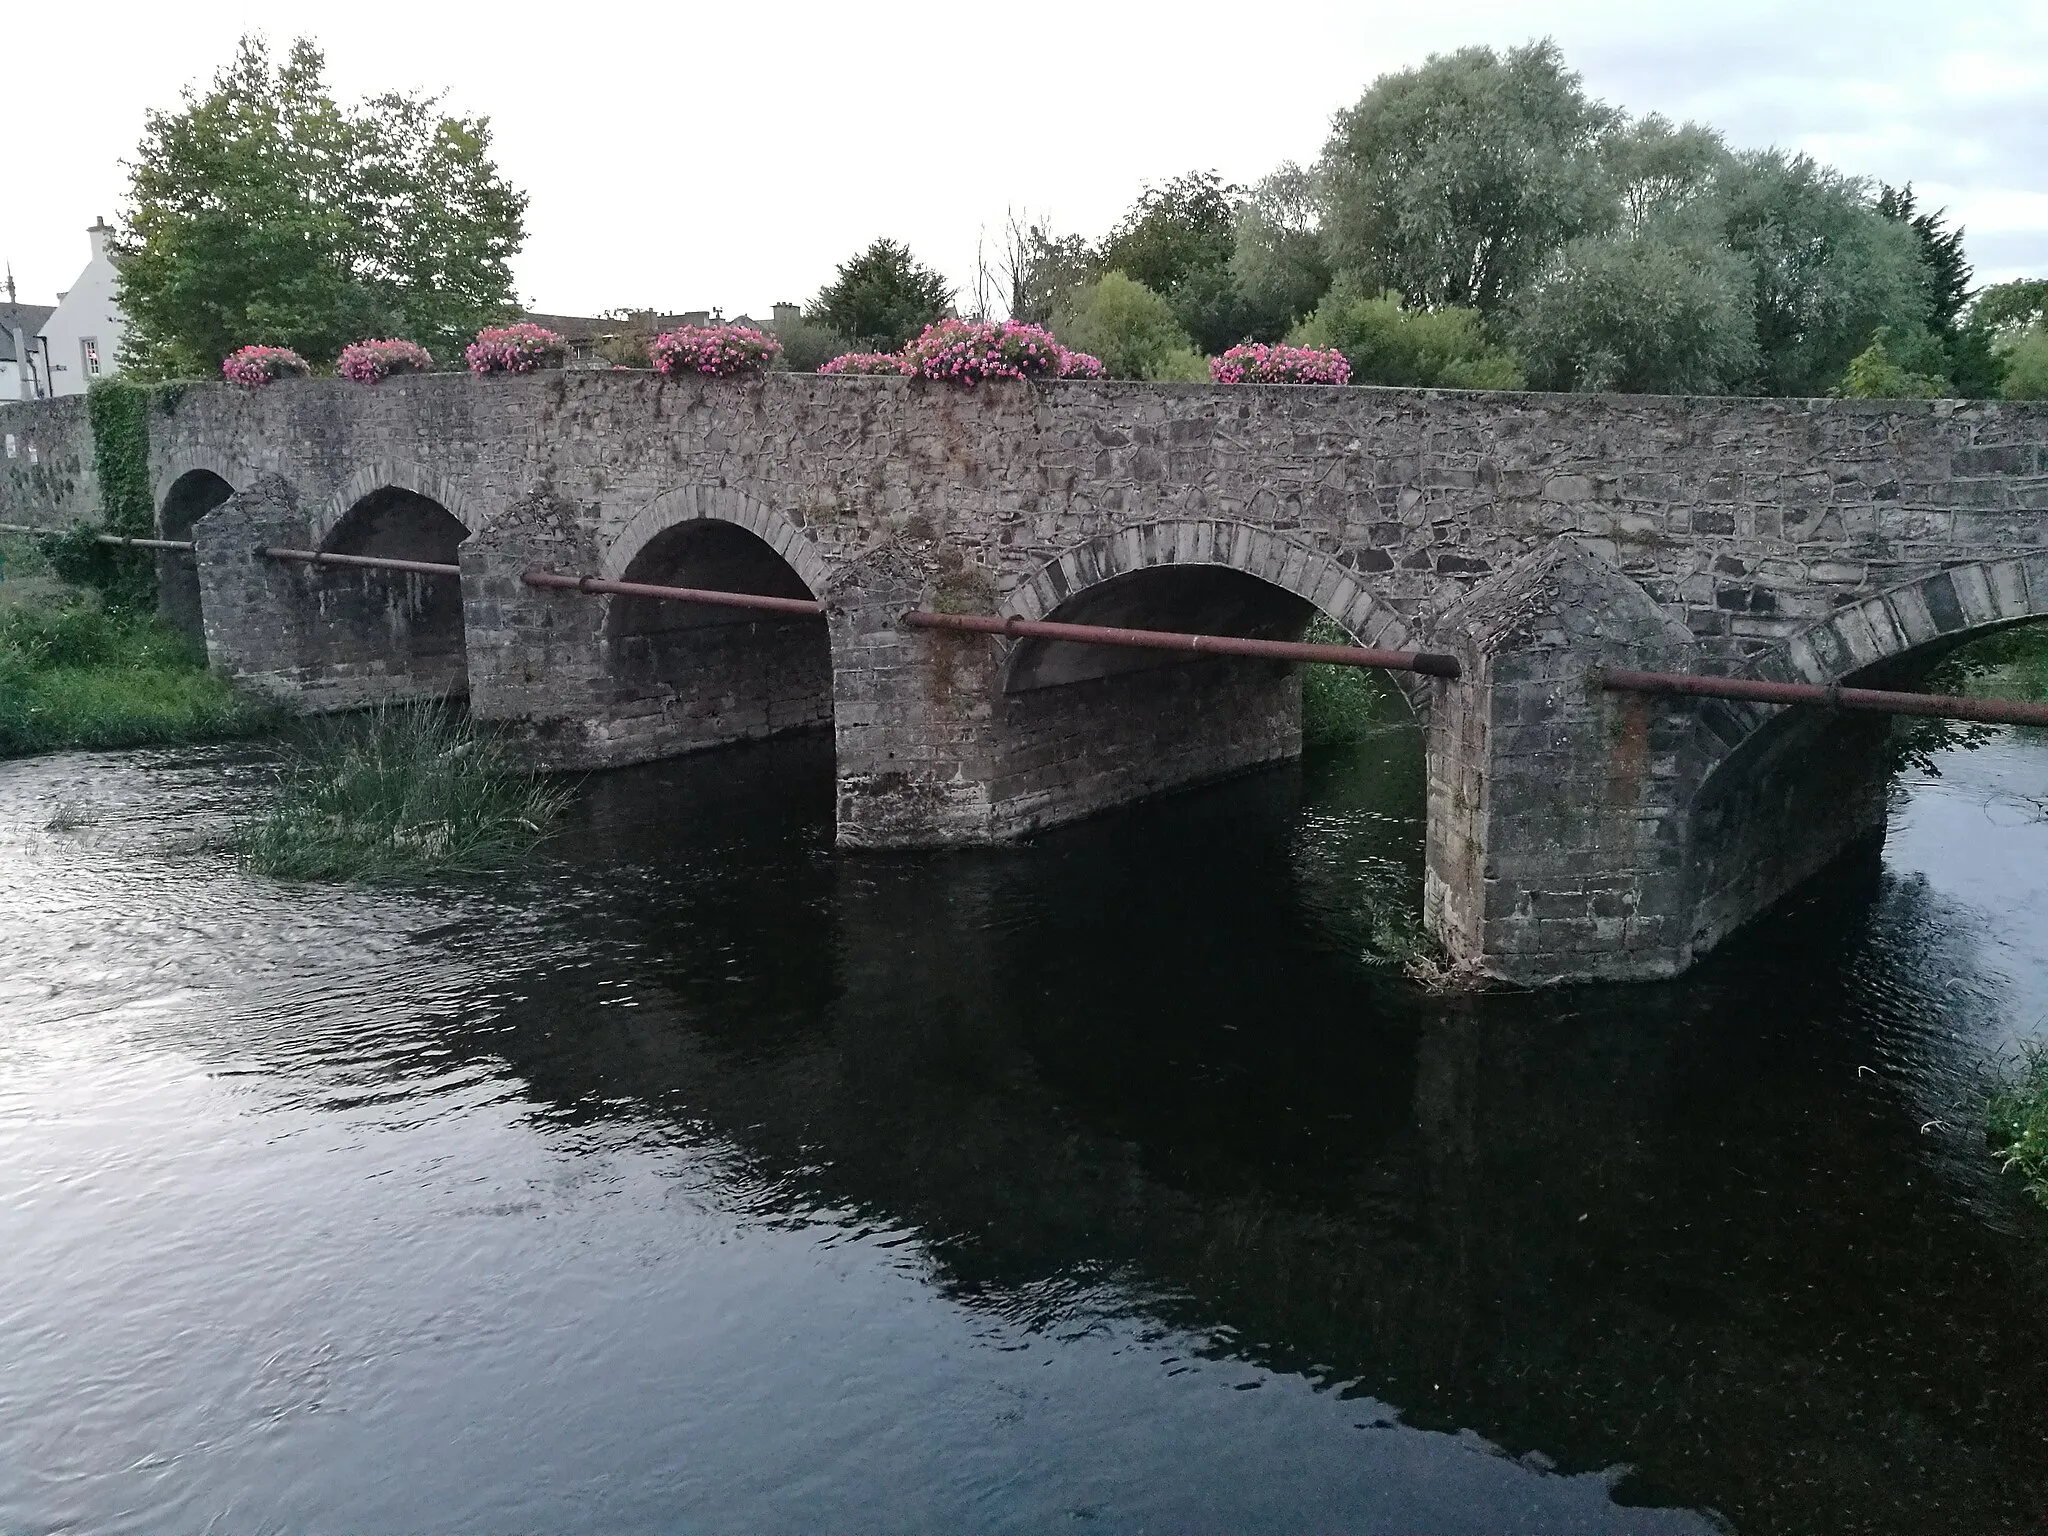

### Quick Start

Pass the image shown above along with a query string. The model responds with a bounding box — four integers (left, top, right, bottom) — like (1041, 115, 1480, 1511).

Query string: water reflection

(2, 723, 2045, 1533)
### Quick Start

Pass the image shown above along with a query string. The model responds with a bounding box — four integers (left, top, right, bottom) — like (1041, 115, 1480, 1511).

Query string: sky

(4, 1, 2045, 319)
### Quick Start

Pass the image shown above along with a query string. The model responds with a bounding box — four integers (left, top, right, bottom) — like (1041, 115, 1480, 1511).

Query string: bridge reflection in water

(2, 719, 2045, 1532)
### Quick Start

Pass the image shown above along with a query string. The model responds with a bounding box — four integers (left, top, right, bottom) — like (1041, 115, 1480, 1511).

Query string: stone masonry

(4, 372, 2045, 983)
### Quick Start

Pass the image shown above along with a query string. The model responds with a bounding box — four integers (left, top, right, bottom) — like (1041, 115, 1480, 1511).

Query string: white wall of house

(0, 359, 25, 401)
(38, 221, 127, 397)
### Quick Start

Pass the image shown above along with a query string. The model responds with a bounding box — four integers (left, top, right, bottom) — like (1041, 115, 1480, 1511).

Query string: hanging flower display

(898, 319, 1068, 385)
(818, 351, 905, 376)
(465, 323, 566, 375)
(337, 338, 437, 383)
(221, 345, 312, 387)
(1056, 348, 1105, 379)
(648, 325, 781, 378)
(1209, 343, 1351, 385)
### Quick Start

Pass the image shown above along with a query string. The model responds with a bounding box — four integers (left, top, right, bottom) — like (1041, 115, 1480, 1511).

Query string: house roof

(0, 303, 56, 362)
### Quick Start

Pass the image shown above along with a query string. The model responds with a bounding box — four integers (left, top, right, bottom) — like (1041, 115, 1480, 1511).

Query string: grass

(236, 703, 574, 881)
(1300, 615, 1416, 747)
(0, 600, 279, 757)
(1988, 1042, 2048, 1209)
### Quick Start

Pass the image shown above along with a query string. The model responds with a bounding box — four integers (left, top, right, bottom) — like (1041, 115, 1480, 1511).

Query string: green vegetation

(1300, 615, 1414, 747)
(0, 602, 275, 757)
(1842, 327, 1950, 399)
(1051, 272, 1205, 381)
(810, 239, 953, 353)
(237, 704, 572, 880)
(117, 35, 526, 375)
(1293, 281, 1523, 389)
(1949, 622, 2048, 705)
(1989, 1043, 2048, 1208)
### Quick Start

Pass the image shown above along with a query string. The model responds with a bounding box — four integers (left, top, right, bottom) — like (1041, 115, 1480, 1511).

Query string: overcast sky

(5, 1, 2044, 319)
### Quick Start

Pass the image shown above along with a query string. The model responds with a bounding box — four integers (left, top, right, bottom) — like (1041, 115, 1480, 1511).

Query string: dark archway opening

(1686, 617, 2048, 957)
(603, 520, 831, 759)
(992, 565, 1419, 837)
(309, 487, 471, 701)
(158, 469, 233, 649)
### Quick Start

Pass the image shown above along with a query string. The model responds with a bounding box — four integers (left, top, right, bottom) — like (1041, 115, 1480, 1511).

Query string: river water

(2, 721, 2046, 1534)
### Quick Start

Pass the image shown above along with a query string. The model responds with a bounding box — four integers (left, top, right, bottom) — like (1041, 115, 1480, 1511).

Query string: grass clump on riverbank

(237, 704, 573, 880)
(1301, 615, 1416, 747)
(1989, 1044, 2048, 1208)
(0, 601, 276, 757)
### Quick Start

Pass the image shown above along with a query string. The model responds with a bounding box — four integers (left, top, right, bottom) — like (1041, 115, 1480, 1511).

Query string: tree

(1051, 272, 1205, 380)
(117, 35, 526, 376)
(1318, 40, 1615, 314)
(2000, 328, 2048, 399)
(811, 239, 953, 352)
(1877, 183, 2002, 396)
(1291, 278, 1522, 389)
(1229, 163, 1333, 339)
(1600, 115, 1730, 239)
(997, 213, 1096, 326)
(1717, 151, 1930, 397)
(1974, 279, 2048, 337)
(1095, 170, 1271, 353)
(769, 308, 851, 372)
(1509, 232, 1756, 394)
(1841, 328, 1949, 398)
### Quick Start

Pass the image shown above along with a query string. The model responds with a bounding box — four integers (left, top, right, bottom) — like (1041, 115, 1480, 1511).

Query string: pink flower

(1209, 343, 1350, 386)
(222, 345, 311, 386)
(467, 324, 567, 375)
(648, 325, 780, 379)
(338, 338, 436, 383)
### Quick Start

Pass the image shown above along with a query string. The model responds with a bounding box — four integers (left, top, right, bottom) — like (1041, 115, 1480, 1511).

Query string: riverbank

(0, 597, 276, 758)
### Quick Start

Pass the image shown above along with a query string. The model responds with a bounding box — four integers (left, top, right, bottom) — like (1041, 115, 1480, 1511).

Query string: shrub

(1841, 326, 1949, 399)
(818, 351, 904, 375)
(898, 319, 1067, 385)
(1051, 272, 1199, 380)
(1211, 342, 1351, 385)
(337, 338, 437, 383)
(222, 345, 312, 386)
(649, 324, 781, 378)
(465, 322, 566, 375)
(1293, 284, 1523, 389)
(770, 310, 852, 372)
(237, 703, 573, 880)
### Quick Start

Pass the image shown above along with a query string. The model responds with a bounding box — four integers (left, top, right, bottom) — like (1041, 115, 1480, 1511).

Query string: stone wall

(0, 397, 96, 529)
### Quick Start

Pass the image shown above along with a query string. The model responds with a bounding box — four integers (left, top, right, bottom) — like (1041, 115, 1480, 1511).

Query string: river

(2, 720, 2045, 1533)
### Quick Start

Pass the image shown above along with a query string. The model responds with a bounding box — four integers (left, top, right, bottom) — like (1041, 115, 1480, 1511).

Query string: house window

(81, 338, 101, 378)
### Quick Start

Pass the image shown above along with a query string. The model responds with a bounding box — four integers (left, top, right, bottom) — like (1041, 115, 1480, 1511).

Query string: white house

(36, 219, 128, 397)
(1, 291, 55, 402)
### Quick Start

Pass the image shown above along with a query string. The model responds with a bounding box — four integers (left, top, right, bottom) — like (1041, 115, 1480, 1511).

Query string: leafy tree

(999, 216, 1097, 326)
(1094, 170, 1275, 353)
(1600, 115, 1731, 238)
(1841, 327, 1950, 398)
(1291, 279, 1522, 389)
(1876, 183, 2002, 396)
(1229, 163, 1333, 338)
(1509, 232, 1755, 394)
(1319, 40, 1615, 314)
(812, 239, 953, 351)
(1051, 272, 1204, 380)
(2001, 329, 2048, 399)
(1975, 279, 2048, 336)
(1717, 151, 1929, 397)
(117, 35, 526, 376)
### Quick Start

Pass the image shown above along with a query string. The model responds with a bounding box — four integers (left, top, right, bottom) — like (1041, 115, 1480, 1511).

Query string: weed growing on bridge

(1300, 615, 1414, 747)
(238, 704, 571, 881)
(1988, 1041, 2048, 1209)
(0, 601, 274, 757)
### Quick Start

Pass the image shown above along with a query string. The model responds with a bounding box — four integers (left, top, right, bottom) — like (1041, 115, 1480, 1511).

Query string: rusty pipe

(1600, 667, 2048, 728)
(521, 567, 826, 616)
(264, 547, 463, 577)
(902, 608, 1463, 678)
(0, 523, 195, 551)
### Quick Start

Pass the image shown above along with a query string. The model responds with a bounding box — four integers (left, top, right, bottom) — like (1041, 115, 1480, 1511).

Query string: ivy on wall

(45, 381, 157, 611)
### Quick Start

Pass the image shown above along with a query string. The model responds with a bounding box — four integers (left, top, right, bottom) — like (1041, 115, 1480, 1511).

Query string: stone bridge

(5, 373, 2046, 985)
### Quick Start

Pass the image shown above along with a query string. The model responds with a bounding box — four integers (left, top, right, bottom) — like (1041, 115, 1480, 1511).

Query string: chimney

(772, 302, 799, 329)
(88, 217, 114, 262)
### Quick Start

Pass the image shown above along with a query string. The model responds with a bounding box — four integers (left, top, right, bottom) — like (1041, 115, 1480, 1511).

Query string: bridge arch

(312, 461, 477, 548)
(591, 486, 834, 760)
(154, 460, 244, 646)
(1682, 556, 2048, 956)
(985, 521, 1421, 836)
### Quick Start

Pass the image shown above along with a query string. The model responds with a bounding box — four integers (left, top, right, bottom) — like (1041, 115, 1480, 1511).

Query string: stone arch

(602, 485, 830, 600)
(311, 461, 477, 546)
(1681, 556, 2048, 959)
(152, 448, 251, 533)
(1001, 519, 1416, 655)
(982, 521, 1426, 838)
